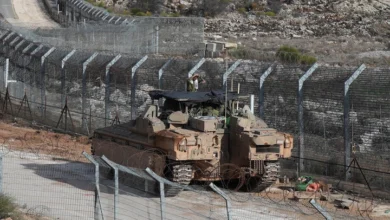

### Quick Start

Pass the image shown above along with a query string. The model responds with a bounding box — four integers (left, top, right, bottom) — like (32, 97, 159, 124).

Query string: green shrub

(264, 11, 276, 16)
(131, 8, 142, 15)
(121, 9, 131, 16)
(0, 194, 17, 219)
(228, 47, 249, 59)
(97, 2, 105, 8)
(257, 11, 276, 17)
(238, 7, 246, 14)
(135, 11, 146, 16)
(276, 45, 301, 63)
(160, 11, 169, 17)
(170, 12, 180, 17)
(276, 45, 317, 65)
(300, 55, 317, 65)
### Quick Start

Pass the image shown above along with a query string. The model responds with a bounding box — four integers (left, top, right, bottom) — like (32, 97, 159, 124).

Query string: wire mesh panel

(302, 66, 354, 178)
(349, 68, 390, 191)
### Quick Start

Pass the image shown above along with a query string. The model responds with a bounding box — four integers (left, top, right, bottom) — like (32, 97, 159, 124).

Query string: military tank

(91, 90, 293, 193)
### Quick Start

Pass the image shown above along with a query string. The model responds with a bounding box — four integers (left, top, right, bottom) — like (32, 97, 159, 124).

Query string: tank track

(164, 164, 193, 197)
(254, 161, 280, 192)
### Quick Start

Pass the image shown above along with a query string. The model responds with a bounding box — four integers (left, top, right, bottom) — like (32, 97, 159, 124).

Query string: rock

(213, 35, 223, 40)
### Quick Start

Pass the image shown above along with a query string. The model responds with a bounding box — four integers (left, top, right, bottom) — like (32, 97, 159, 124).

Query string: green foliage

(237, 7, 246, 14)
(264, 11, 276, 16)
(300, 55, 317, 65)
(276, 45, 317, 65)
(257, 11, 276, 17)
(276, 45, 300, 63)
(131, 8, 142, 15)
(121, 9, 132, 16)
(160, 11, 169, 17)
(228, 47, 249, 59)
(135, 11, 146, 16)
(0, 194, 18, 219)
(97, 2, 105, 8)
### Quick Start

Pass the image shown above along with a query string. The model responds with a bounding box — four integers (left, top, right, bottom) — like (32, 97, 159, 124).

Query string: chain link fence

(1, 20, 390, 218)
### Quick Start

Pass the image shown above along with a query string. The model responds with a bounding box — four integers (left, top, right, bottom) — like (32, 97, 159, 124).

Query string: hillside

(81, 0, 390, 65)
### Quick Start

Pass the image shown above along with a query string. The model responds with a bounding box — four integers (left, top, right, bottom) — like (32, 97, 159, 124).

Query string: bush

(264, 11, 276, 16)
(97, 2, 105, 8)
(277, 45, 301, 63)
(160, 11, 169, 17)
(121, 9, 131, 16)
(276, 45, 317, 65)
(257, 11, 276, 17)
(135, 11, 146, 16)
(228, 47, 249, 59)
(130, 8, 142, 15)
(300, 55, 317, 65)
(237, 7, 246, 14)
(0, 194, 18, 219)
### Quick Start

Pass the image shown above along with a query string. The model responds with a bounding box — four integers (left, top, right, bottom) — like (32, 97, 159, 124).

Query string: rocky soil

(203, 0, 390, 65)
(97, 0, 390, 66)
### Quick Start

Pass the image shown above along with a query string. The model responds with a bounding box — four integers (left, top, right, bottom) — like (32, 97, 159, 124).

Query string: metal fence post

(4, 58, 9, 89)
(158, 59, 172, 89)
(83, 152, 104, 220)
(209, 183, 231, 220)
(298, 63, 318, 176)
(0, 156, 2, 193)
(222, 59, 241, 90)
(101, 156, 118, 220)
(344, 64, 366, 180)
(104, 55, 121, 126)
(28, 45, 43, 108)
(145, 168, 167, 220)
(41, 47, 56, 118)
(61, 50, 76, 106)
(259, 63, 275, 118)
(186, 58, 205, 91)
(130, 55, 148, 120)
(82, 52, 98, 131)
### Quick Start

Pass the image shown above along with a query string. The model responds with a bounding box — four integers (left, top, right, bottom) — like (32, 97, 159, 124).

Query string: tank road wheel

(161, 160, 193, 197)
(258, 161, 280, 191)
(245, 161, 280, 192)
(172, 164, 193, 185)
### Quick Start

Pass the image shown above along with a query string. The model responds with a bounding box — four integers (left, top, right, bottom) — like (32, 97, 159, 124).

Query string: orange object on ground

(306, 183, 321, 192)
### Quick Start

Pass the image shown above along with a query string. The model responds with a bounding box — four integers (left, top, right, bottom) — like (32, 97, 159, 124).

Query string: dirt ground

(0, 118, 91, 162)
